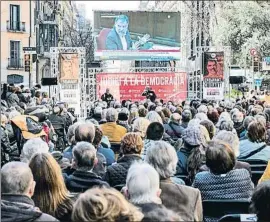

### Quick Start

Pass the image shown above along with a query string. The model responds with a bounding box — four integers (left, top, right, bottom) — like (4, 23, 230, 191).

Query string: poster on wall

(60, 83, 81, 115)
(203, 51, 224, 100)
(203, 52, 224, 80)
(60, 53, 79, 83)
(203, 83, 224, 100)
(96, 72, 187, 102)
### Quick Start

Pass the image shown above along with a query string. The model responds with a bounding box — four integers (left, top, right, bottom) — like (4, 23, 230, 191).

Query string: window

(10, 41, 20, 66)
(7, 74, 23, 84)
(10, 4, 20, 30)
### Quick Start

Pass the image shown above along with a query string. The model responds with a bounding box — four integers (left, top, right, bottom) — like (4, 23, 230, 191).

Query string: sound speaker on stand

(229, 76, 246, 84)
(41, 77, 58, 86)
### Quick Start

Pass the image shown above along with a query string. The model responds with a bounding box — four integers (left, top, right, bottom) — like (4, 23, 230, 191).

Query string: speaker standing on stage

(142, 86, 156, 102)
(101, 88, 114, 105)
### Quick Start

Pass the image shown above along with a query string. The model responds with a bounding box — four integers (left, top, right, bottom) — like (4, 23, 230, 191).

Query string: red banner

(96, 72, 187, 102)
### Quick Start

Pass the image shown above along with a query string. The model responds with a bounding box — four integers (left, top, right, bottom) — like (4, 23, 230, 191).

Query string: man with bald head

(164, 113, 184, 140)
(1, 162, 58, 221)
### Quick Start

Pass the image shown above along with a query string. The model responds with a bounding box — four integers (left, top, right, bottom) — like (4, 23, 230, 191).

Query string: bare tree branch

(62, 22, 94, 62)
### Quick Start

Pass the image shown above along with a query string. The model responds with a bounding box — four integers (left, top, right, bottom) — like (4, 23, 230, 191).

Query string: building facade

(34, 0, 79, 84)
(1, 0, 36, 87)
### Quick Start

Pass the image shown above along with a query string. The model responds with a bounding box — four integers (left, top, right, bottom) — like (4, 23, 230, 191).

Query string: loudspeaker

(229, 76, 246, 84)
(41, 78, 58, 86)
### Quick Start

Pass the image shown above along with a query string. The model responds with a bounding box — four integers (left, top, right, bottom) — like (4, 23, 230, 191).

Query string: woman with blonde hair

(129, 108, 139, 125)
(29, 152, 75, 221)
(132, 117, 151, 139)
(72, 187, 143, 222)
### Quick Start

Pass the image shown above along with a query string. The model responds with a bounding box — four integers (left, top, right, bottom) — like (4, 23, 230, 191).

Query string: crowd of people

(1, 82, 270, 221)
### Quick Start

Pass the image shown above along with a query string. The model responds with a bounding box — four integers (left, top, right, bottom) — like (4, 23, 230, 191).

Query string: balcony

(7, 58, 24, 69)
(6, 20, 26, 32)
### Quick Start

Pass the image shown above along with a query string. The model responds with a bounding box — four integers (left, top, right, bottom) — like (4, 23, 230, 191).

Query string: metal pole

(252, 56, 254, 90)
(29, 0, 32, 88)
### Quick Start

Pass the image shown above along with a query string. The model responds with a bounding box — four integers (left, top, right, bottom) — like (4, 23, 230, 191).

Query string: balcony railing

(7, 58, 24, 69)
(7, 20, 26, 32)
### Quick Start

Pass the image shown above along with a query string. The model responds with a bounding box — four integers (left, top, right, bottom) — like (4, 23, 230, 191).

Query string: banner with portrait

(203, 52, 224, 100)
(203, 52, 224, 80)
(60, 53, 79, 83)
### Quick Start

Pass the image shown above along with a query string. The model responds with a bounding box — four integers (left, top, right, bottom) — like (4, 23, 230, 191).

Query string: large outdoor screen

(93, 11, 181, 61)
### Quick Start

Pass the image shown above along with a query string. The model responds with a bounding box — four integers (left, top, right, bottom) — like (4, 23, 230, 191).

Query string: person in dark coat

(181, 109, 192, 129)
(1, 83, 8, 100)
(1, 162, 58, 222)
(250, 181, 270, 221)
(103, 133, 143, 187)
(164, 113, 184, 140)
(176, 125, 209, 176)
(117, 108, 132, 132)
(101, 88, 114, 106)
(65, 142, 109, 193)
(16, 87, 29, 104)
(6, 86, 19, 108)
(1, 114, 12, 166)
(142, 86, 156, 102)
(48, 106, 67, 149)
(63, 122, 82, 162)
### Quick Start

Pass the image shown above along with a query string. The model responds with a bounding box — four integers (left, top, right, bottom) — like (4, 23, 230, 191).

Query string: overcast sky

(76, 1, 140, 20)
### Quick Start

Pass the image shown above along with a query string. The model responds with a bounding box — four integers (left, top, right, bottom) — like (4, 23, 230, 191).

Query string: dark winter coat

(48, 114, 66, 138)
(6, 92, 19, 107)
(1, 194, 58, 222)
(103, 154, 142, 187)
(234, 122, 245, 138)
(17, 92, 29, 104)
(65, 170, 109, 193)
(176, 146, 193, 175)
(164, 122, 185, 140)
(54, 195, 76, 222)
(180, 121, 189, 129)
(1, 125, 12, 166)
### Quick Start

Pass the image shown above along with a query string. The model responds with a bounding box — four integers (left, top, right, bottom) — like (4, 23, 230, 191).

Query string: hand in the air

(138, 34, 150, 44)
(132, 41, 140, 50)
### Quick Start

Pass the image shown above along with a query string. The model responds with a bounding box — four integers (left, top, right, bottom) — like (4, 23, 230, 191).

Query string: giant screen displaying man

(94, 11, 181, 60)
(106, 15, 151, 50)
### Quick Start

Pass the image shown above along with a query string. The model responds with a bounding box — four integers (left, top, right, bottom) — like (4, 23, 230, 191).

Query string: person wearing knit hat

(176, 125, 210, 176)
